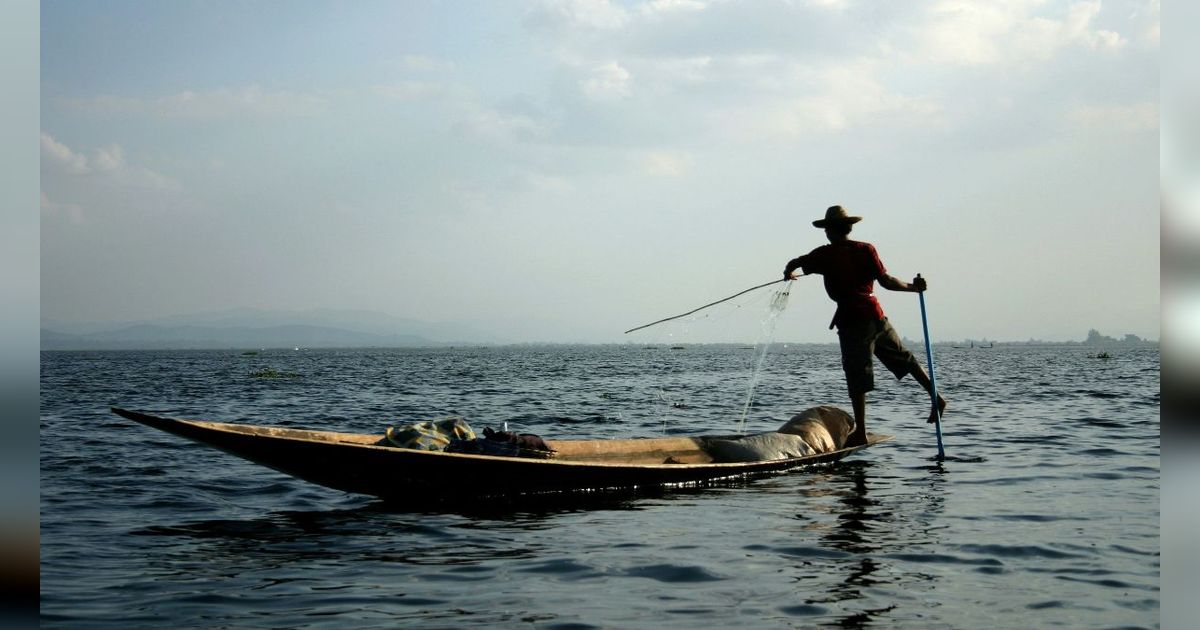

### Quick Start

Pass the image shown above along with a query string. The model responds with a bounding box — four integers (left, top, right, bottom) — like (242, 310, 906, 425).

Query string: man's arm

(879, 273, 926, 292)
(783, 247, 823, 280)
(783, 256, 805, 280)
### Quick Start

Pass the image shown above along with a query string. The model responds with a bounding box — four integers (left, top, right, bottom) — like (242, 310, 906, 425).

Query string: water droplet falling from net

(738, 283, 793, 432)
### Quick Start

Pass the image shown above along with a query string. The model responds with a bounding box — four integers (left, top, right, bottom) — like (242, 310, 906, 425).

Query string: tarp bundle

(707, 406, 856, 462)
(384, 418, 476, 451)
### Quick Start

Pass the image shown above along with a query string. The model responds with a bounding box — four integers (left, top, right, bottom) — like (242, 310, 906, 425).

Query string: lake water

(40, 344, 1160, 628)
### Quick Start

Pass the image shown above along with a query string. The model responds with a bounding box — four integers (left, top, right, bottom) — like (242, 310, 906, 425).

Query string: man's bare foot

(844, 430, 869, 448)
(927, 396, 947, 424)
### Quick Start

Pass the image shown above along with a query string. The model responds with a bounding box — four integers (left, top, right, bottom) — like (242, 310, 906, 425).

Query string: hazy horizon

(41, 1, 1160, 345)
(39, 303, 1156, 347)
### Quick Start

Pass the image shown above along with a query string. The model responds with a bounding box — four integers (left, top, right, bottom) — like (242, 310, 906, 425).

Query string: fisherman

(783, 205, 946, 447)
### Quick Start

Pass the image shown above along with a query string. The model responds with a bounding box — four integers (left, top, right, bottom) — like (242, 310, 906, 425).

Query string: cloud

(459, 106, 551, 142)
(372, 81, 470, 102)
(639, 0, 710, 17)
(639, 55, 713, 88)
(397, 54, 456, 73)
(1136, 0, 1159, 46)
(1063, 2, 1126, 50)
(716, 59, 942, 138)
(580, 61, 632, 100)
(1142, 21, 1158, 46)
(41, 132, 180, 192)
(373, 80, 556, 143)
(1069, 102, 1158, 132)
(91, 144, 125, 174)
(156, 86, 329, 118)
(40, 133, 89, 174)
(525, 0, 630, 32)
(40, 191, 84, 224)
(55, 86, 329, 119)
(804, 0, 850, 9)
(640, 150, 693, 177)
(522, 172, 575, 194)
(913, 0, 1126, 66)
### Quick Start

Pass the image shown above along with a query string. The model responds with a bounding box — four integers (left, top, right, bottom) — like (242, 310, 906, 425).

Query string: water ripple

(40, 344, 1161, 628)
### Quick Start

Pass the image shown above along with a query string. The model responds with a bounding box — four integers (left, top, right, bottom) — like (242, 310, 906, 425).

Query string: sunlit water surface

(41, 345, 1159, 628)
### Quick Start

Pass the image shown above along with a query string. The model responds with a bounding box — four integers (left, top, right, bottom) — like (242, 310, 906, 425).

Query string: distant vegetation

(899, 329, 1157, 347)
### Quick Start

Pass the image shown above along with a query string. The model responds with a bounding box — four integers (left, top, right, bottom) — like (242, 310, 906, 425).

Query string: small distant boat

(110, 408, 890, 501)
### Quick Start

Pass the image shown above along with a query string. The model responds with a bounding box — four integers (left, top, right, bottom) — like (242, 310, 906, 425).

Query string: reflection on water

(771, 459, 956, 628)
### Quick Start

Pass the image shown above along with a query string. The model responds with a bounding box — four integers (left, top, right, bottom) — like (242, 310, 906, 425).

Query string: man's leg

(909, 364, 947, 423)
(838, 320, 875, 447)
(848, 390, 868, 446)
(874, 318, 948, 424)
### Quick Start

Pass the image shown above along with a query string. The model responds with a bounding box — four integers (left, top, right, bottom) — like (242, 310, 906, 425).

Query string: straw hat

(812, 205, 862, 228)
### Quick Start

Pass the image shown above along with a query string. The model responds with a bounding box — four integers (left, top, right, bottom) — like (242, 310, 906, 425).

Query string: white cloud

(456, 104, 552, 142)
(1133, 0, 1159, 46)
(914, 0, 1126, 65)
(718, 60, 942, 138)
(522, 172, 575, 194)
(1142, 21, 1158, 46)
(526, 0, 630, 31)
(372, 81, 470, 102)
(40, 191, 85, 224)
(40, 132, 89, 174)
(1069, 102, 1158, 132)
(56, 86, 329, 119)
(91, 144, 124, 173)
(442, 180, 495, 215)
(397, 54, 456, 73)
(804, 0, 850, 10)
(41, 132, 180, 192)
(639, 0, 710, 17)
(373, 81, 554, 143)
(1063, 2, 1125, 50)
(52, 94, 142, 116)
(640, 150, 693, 177)
(643, 55, 713, 87)
(155, 86, 328, 118)
(580, 61, 632, 100)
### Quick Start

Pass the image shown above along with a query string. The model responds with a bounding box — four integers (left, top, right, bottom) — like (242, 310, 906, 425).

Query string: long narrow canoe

(111, 407, 891, 501)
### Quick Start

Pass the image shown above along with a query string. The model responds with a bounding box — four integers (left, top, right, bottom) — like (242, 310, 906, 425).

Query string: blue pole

(917, 274, 946, 461)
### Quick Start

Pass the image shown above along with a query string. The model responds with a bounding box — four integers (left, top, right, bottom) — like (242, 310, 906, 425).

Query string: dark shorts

(836, 318, 922, 395)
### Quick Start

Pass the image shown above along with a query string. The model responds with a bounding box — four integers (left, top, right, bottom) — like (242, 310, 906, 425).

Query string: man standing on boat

(783, 205, 946, 447)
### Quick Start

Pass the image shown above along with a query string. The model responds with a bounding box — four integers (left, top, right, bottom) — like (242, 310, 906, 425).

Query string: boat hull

(111, 408, 891, 501)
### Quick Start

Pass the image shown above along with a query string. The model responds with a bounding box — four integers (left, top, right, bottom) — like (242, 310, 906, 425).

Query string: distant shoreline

(39, 340, 1161, 352)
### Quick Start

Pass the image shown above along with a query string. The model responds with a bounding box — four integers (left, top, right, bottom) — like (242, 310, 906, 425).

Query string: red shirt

(791, 240, 887, 327)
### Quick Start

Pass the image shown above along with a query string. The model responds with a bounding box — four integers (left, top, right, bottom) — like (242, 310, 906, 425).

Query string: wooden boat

(111, 407, 891, 501)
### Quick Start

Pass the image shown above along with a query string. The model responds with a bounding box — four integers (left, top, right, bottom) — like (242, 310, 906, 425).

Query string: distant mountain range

(40, 308, 510, 350)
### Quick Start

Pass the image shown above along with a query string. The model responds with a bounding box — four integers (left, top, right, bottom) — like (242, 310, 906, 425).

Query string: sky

(39, 0, 1161, 343)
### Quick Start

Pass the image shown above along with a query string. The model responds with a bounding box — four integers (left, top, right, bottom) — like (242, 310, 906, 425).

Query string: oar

(917, 273, 946, 461)
(624, 276, 798, 335)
